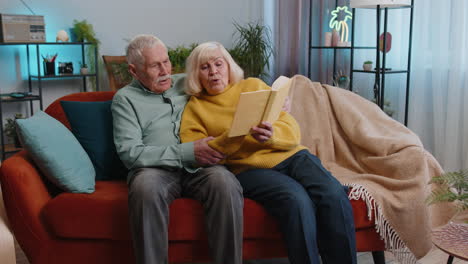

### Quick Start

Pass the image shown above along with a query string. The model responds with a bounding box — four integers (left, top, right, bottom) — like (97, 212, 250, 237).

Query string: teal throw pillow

(60, 101, 127, 181)
(16, 111, 95, 193)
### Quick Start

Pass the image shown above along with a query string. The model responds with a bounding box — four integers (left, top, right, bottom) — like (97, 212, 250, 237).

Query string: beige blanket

(288, 75, 454, 263)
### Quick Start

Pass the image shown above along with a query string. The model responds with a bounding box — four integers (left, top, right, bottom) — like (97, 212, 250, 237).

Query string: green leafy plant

(371, 98, 394, 117)
(168, 43, 198, 74)
(72, 19, 99, 44)
(427, 170, 468, 213)
(230, 21, 273, 80)
(4, 113, 24, 147)
(364, 60, 373, 64)
(383, 100, 394, 117)
(72, 19, 100, 90)
(109, 43, 197, 84)
(110, 62, 132, 85)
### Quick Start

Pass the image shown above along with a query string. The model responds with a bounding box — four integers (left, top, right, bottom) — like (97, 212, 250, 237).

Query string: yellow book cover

(228, 76, 292, 137)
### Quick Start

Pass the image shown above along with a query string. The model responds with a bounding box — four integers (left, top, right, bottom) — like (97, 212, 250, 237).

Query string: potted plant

(72, 19, 99, 44)
(168, 43, 197, 74)
(4, 113, 24, 148)
(333, 71, 350, 89)
(363, 60, 373, 71)
(230, 21, 273, 80)
(72, 19, 100, 90)
(426, 170, 468, 219)
(371, 98, 395, 117)
(80, 62, 89, 75)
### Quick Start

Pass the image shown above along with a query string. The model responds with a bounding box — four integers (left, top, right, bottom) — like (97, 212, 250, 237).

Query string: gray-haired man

(111, 34, 243, 264)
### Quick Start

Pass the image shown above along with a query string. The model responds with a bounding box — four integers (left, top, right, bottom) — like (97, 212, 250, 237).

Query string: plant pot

(80, 67, 89, 75)
(363, 63, 372, 71)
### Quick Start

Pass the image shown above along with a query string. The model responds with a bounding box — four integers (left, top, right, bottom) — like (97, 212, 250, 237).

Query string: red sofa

(0, 91, 385, 264)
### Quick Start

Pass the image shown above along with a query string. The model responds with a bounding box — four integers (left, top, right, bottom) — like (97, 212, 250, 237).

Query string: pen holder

(44, 61, 55, 76)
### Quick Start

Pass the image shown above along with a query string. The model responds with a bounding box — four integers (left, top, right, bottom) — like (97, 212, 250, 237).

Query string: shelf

(30, 73, 97, 79)
(1, 41, 99, 160)
(376, 5, 413, 10)
(4, 144, 22, 154)
(0, 94, 40, 102)
(311, 46, 376, 49)
(353, 69, 408, 74)
(0, 42, 96, 46)
(311, 46, 352, 49)
(308, 0, 414, 126)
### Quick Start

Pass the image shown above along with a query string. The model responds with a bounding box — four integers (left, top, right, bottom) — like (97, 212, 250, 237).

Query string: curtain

(268, 0, 310, 81)
(408, 0, 468, 171)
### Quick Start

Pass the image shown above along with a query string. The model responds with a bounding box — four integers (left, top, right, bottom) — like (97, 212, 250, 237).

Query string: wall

(0, 0, 264, 121)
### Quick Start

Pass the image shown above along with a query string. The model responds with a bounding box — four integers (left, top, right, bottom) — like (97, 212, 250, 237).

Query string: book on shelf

(228, 76, 292, 137)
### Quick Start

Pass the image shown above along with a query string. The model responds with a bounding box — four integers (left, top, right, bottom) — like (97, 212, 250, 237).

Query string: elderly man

(111, 34, 243, 264)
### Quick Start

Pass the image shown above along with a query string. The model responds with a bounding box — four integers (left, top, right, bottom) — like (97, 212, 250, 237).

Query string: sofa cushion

(60, 101, 127, 181)
(16, 111, 95, 193)
(42, 181, 281, 241)
(45, 91, 116, 129)
(42, 182, 374, 241)
(42, 181, 130, 240)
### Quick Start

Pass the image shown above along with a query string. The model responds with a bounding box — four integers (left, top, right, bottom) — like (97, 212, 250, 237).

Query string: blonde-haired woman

(180, 42, 357, 264)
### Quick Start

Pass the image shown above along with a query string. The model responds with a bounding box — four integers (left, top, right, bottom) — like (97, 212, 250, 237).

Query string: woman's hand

(251, 122, 273, 143)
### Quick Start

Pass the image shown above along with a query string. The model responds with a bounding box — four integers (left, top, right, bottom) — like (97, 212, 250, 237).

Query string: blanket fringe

(346, 184, 419, 264)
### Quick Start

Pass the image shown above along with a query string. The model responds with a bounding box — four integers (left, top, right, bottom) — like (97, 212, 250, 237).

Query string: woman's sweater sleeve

(265, 111, 302, 150)
(180, 98, 245, 155)
(180, 99, 209, 142)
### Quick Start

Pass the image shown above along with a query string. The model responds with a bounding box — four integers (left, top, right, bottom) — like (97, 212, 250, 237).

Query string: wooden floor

(14, 239, 467, 264)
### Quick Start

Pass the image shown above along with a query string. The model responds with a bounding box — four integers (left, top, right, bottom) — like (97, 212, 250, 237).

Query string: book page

(271, 76, 291, 91)
(262, 76, 291, 123)
(228, 90, 271, 137)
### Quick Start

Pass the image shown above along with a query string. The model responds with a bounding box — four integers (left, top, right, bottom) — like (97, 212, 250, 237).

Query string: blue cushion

(60, 101, 127, 181)
(16, 111, 95, 193)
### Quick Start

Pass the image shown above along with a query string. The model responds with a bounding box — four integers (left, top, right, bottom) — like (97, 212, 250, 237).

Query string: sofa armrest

(0, 151, 53, 259)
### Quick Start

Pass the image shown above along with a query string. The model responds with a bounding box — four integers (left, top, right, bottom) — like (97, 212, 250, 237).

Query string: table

(432, 222, 468, 264)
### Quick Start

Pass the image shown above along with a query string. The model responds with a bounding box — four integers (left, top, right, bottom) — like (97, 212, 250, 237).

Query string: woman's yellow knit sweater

(180, 78, 306, 174)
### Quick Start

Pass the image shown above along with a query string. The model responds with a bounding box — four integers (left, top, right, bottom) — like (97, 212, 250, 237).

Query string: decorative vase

(56, 30, 69, 42)
(324, 32, 332, 47)
(331, 29, 340, 47)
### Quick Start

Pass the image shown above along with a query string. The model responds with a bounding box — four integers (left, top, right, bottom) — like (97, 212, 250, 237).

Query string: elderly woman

(180, 42, 357, 264)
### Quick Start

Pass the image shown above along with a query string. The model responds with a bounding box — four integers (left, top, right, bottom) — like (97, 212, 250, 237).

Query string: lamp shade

(350, 0, 411, 8)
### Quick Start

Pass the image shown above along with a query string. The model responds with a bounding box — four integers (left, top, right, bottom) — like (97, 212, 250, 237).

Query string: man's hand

(251, 122, 273, 143)
(193, 136, 225, 166)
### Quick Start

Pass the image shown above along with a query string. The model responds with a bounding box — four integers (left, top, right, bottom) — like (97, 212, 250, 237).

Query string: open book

(228, 76, 292, 137)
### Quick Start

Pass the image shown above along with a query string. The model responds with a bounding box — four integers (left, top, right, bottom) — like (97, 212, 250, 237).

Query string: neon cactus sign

(329, 6, 353, 43)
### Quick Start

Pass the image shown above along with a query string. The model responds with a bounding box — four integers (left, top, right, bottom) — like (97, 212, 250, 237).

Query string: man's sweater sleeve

(112, 97, 196, 170)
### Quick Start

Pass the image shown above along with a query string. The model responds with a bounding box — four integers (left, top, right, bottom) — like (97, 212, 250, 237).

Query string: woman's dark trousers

(236, 150, 357, 264)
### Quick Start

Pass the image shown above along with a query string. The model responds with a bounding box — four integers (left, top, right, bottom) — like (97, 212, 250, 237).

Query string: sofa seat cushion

(42, 181, 130, 241)
(42, 181, 374, 241)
